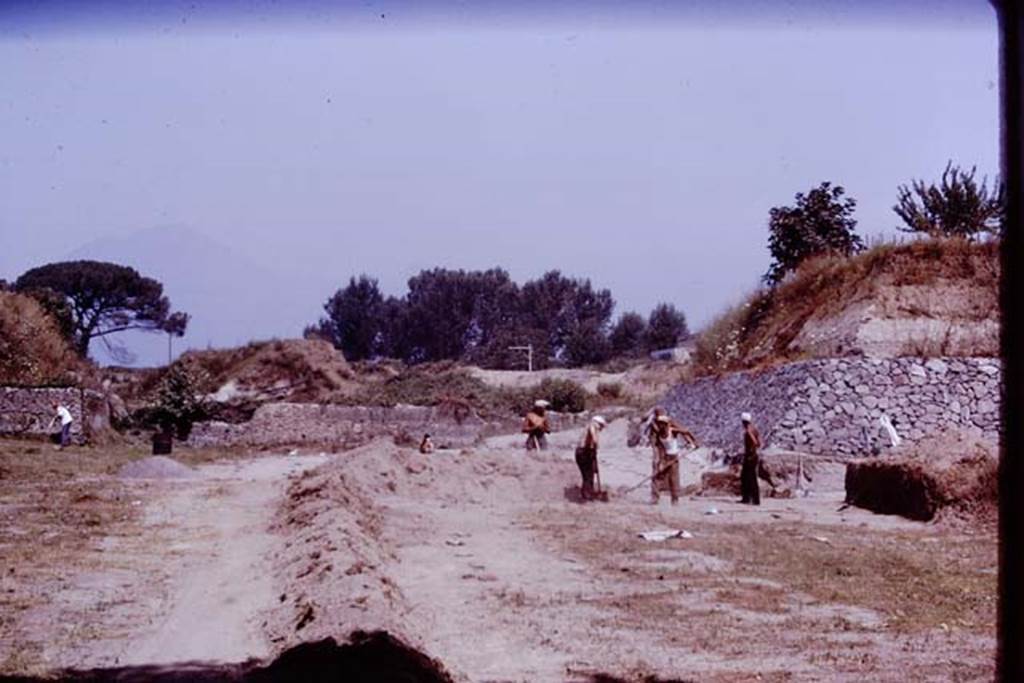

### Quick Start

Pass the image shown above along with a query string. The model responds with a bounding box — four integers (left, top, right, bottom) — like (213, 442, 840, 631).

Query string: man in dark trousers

(523, 399, 551, 451)
(740, 412, 762, 505)
(575, 415, 606, 501)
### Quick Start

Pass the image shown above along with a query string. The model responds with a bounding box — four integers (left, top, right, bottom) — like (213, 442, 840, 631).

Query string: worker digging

(522, 399, 551, 451)
(574, 415, 608, 502)
(649, 409, 699, 506)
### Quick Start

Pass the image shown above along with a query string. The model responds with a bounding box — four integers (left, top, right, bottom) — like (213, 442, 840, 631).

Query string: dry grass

(0, 291, 80, 386)
(693, 523, 997, 633)
(0, 437, 264, 674)
(535, 505, 996, 637)
(692, 237, 1000, 376)
(526, 500, 995, 681)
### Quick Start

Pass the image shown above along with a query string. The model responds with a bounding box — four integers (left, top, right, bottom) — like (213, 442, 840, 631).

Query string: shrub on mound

(533, 377, 587, 413)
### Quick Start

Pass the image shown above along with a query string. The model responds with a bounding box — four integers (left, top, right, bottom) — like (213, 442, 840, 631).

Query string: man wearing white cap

(575, 415, 607, 501)
(522, 399, 551, 451)
(651, 412, 699, 505)
(740, 412, 762, 505)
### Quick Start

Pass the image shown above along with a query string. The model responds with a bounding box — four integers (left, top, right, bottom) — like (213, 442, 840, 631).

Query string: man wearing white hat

(575, 415, 607, 501)
(651, 413, 698, 505)
(522, 399, 551, 451)
(740, 412, 763, 505)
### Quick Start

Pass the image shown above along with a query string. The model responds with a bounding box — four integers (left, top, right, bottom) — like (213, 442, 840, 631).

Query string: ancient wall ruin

(0, 386, 106, 442)
(188, 402, 594, 450)
(661, 357, 1001, 457)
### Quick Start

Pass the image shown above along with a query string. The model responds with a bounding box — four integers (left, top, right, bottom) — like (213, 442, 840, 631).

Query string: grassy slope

(693, 238, 1000, 376)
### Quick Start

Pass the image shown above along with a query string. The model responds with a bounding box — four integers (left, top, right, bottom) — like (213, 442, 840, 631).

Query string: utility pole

(508, 344, 533, 372)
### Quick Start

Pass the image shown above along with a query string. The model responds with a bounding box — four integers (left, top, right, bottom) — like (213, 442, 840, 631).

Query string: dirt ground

(0, 422, 996, 681)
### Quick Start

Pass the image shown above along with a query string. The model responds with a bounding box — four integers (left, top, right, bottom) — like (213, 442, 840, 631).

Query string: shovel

(593, 464, 609, 502)
(622, 457, 681, 495)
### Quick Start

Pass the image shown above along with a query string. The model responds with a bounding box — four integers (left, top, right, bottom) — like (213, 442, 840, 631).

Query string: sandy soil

(0, 422, 996, 681)
(263, 420, 996, 681)
(0, 450, 325, 674)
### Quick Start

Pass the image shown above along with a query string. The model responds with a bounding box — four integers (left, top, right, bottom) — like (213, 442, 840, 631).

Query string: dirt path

(112, 455, 327, 667)
(2, 452, 326, 674)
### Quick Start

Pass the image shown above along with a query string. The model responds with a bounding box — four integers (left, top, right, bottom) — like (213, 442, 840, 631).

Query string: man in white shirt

(48, 401, 74, 448)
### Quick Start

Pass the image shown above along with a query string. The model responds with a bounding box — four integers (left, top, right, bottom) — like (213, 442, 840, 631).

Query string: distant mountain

(67, 225, 332, 367)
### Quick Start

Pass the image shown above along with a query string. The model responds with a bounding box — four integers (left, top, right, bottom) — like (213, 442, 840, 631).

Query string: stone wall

(0, 386, 99, 442)
(188, 402, 596, 450)
(661, 357, 1001, 457)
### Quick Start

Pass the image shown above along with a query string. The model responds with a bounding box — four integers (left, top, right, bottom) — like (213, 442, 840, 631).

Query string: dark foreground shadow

(563, 483, 586, 503)
(563, 484, 611, 504)
(586, 675, 696, 683)
(0, 631, 453, 683)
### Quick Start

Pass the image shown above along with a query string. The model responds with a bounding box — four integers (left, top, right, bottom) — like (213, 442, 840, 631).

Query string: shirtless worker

(739, 412, 763, 505)
(575, 415, 607, 501)
(522, 399, 551, 451)
(651, 413, 698, 505)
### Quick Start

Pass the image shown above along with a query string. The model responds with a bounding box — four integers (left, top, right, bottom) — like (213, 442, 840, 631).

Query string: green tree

(401, 268, 520, 363)
(14, 260, 187, 357)
(313, 275, 386, 361)
(894, 161, 1004, 238)
(644, 303, 689, 351)
(154, 361, 209, 439)
(765, 182, 864, 284)
(609, 311, 647, 357)
(518, 270, 614, 365)
(564, 318, 613, 367)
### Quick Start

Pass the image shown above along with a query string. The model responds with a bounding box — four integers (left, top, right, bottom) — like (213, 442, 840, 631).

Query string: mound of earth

(118, 456, 199, 480)
(185, 338, 357, 404)
(0, 291, 82, 386)
(696, 238, 999, 374)
(262, 439, 571, 654)
(845, 431, 997, 522)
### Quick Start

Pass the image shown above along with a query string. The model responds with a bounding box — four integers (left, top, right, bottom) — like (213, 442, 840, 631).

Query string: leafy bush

(596, 381, 623, 399)
(340, 362, 527, 418)
(153, 362, 210, 438)
(895, 162, 1004, 239)
(533, 377, 587, 413)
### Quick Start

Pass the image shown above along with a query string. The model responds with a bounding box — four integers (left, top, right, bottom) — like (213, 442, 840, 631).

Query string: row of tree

(306, 270, 689, 368)
(765, 162, 1004, 284)
(2, 162, 1000, 366)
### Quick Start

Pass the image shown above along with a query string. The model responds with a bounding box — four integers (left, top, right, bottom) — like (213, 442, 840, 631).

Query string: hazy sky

(0, 1, 1001, 365)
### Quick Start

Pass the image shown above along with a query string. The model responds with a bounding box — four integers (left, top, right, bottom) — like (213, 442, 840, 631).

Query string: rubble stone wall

(661, 357, 1001, 457)
(188, 402, 594, 450)
(0, 386, 97, 442)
